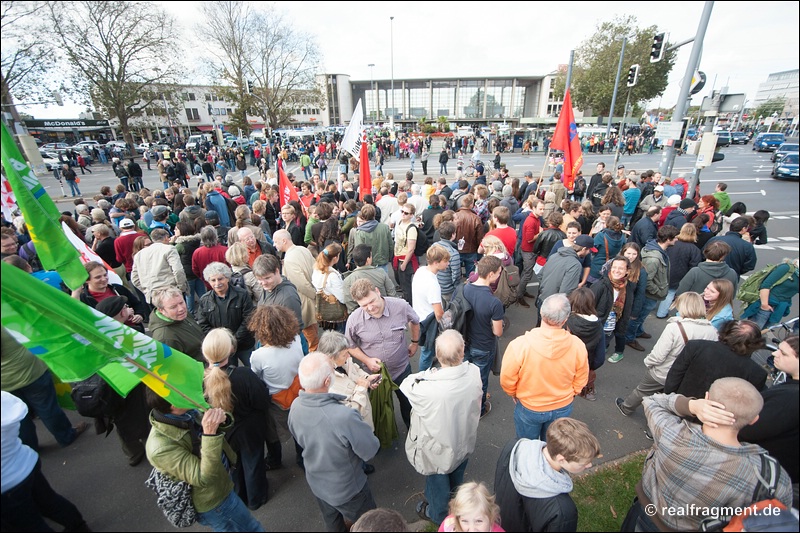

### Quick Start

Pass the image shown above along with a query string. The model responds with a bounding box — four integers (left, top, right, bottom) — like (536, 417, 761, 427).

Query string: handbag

(145, 468, 196, 527)
(315, 271, 347, 324)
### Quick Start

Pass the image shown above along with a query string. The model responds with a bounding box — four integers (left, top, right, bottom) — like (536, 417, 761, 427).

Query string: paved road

(35, 145, 798, 531)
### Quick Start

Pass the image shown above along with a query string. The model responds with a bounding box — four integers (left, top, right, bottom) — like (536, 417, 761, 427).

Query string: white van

(186, 134, 211, 151)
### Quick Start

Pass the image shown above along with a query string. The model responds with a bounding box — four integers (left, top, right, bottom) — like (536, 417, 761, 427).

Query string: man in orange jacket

(500, 293, 588, 441)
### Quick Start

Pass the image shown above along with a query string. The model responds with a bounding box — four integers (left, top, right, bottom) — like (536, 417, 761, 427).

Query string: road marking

(756, 245, 776, 250)
(728, 190, 766, 196)
(773, 216, 791, 220)
(711, 170, 739, 173)
(779, 246, 800, 251)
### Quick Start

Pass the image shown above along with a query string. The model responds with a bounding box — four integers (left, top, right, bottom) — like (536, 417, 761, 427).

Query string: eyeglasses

(401, 211, 412, 215)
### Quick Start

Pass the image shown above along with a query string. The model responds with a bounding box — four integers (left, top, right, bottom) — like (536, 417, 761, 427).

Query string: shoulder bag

(145, 468, 196, 527)
(316, 271, 348, 325)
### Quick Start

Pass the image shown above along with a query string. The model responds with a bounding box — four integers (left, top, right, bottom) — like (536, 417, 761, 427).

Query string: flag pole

(118, 356, 207, 411)
(537, 147, 552, 189)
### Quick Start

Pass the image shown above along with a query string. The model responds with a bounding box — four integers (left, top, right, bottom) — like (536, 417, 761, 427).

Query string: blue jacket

(589, 229, 626, 279)
(204, 190, 230, 226)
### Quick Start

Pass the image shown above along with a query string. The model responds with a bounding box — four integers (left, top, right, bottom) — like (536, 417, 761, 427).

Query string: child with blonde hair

(439, 482, 504, 532)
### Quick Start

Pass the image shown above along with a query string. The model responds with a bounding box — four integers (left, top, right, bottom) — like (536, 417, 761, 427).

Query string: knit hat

(492, 181, 503, 192)
(667, 194, 681, 206)
(151, 205, 169, 218)
(680, 198, 698, 210)
(96, 295, 127, 318)
(502, 185, 513, 197)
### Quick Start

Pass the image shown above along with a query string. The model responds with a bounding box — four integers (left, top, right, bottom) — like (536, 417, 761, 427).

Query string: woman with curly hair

(248, 305, 304, 469)
(202, 328, 272, 511)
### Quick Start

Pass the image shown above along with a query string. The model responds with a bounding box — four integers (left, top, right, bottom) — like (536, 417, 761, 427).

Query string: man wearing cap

(658, 194, 682, 228)
(538, 235, 597, 305)
(615, 164, 626, 182)
(640, 185, 668, 210)
(96, 295, 145, 334)
(664, 199, 697, 230)
(148, 205, 172, 236)
(114, 218, 143, 281)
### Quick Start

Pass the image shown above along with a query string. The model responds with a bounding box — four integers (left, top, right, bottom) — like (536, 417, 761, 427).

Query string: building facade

(753, 69, 799, 124)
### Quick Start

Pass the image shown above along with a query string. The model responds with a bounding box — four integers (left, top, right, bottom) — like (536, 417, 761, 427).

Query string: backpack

(699, 454, 796, 532)
(438, 282, 472, 337)
(708, 210, 724, 235)
(737, 263, 794, 306)
(405, 223, 429, 257)
(492, 263, 521, 308)
(70, 374, 124, 418)
(573, 175, 587, 196)
(230, 267, 251, 290)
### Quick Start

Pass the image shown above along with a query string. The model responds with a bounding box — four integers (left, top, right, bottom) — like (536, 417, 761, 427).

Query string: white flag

(339, 99, 364, 157)
(61, 221, 123, 285)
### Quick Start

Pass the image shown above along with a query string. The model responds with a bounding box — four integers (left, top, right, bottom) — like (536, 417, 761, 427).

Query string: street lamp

(390, 16, 395, 133)
(606, 35, 628, 141)
(368, 63, 376, 126)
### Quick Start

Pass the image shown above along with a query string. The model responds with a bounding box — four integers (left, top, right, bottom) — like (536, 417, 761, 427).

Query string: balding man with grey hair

(408, 183, 426, 214)
(273, 228, 319, 350)
(500, 294, 588, 441)
(289, 352, 380, 531)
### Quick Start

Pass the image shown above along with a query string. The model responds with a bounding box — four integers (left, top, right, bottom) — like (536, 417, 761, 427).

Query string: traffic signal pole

(658, 1, 714, 185)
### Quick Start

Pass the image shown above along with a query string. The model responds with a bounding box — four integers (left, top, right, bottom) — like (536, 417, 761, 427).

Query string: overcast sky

(21, 1, 799, 119)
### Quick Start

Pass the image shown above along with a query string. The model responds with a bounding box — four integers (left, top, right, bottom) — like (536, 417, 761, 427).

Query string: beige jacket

(131, 242, 187, 303)
(644, 317, 718, 383)
(282, 245, 317, 327)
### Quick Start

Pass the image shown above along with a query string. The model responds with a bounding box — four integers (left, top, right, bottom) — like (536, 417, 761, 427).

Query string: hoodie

(509, 439, 573, 498)
(348, 219, 393, 268)
(675, 260, 739, 297)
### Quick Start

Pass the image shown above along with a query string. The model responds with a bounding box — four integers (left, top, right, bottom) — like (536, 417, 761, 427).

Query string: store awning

(196, 125, 214, 132)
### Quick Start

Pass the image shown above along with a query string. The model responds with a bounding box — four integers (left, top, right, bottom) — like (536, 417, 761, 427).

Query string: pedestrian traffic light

(245, 80, 253, 94)
(650, 33, 666, 63)
(626, 64, 640, 87)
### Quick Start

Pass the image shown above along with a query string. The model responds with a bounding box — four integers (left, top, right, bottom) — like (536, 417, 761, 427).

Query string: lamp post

(607, 35, 628, 141)
(390, 16, 395, 133)
(368, 63, 376, 126)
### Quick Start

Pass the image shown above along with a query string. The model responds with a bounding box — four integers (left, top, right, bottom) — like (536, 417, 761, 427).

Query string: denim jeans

(66, 180, 81, 197)
(466, 346, 495, 414)
(11, 370, 77, 451)
(185, 277, 207, 313)
(315, 481, 376, 532)
(513, 401, 573, 441)
(440, 163, 447, 174)
(749, 307, 774, 330)
(625, 296, 660, 342)
(419, 345, 435, 372)
(460, 252, 478, 278)
(424, 459, 469, 525)
(196, 490, 264, 532)
(0, 459, 86, 532)
(656, 289, 677, 318)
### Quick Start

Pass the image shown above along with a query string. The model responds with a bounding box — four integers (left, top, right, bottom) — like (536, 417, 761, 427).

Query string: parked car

(772, 152, 799, 180)
(42, 142, 71, 153)
(72, 140, 101, 152)
(715, 131, 732, 147)
(753, 133, 786, 152)
(39, 150, 61, 171)
(771, 143, 799, 162)
(730, 132, 748, 145)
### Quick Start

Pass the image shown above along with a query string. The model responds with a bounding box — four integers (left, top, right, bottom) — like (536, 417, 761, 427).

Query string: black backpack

(438, 282, 472, 338)
(406, 223, 429, 256)
(230, 267, 251, 290)
(70, 374, 124, 418)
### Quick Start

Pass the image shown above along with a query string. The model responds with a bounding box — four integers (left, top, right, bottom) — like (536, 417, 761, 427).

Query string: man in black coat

(631, 206, 661, 247)
(664, 198, 697, 229)
(703, 217, 757, 277)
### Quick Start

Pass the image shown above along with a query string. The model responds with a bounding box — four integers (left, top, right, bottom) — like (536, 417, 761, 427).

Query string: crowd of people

(2, 142, 799, 533)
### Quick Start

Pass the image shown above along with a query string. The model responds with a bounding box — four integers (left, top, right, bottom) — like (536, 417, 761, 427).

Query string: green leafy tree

(753, 98, 786, 121)
(46, 1, 184, 148)
(554, 16, 675, 118)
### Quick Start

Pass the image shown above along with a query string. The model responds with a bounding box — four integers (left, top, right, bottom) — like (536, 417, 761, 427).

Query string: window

(187, 93, 196, 101)
(185, 108, 200, 121)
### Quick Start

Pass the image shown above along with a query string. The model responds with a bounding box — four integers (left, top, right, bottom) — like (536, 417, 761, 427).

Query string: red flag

(550, 89, 583, 191)
(358, 132, 372, 200)
(278, 163, 299, 208)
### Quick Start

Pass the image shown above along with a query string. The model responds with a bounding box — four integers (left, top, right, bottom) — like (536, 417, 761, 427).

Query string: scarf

(609, 275, 627, 317)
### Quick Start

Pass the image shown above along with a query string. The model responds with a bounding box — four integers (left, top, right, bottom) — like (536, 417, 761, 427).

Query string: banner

(278, 163, 300, 208)
(1, 174, 17, 222)
(339, 99, 364, 157)
(62, 221, 123, 285)
(549, 89, 583, 191)
(358, 131, 372, 200)
(1, 262, 207, 410)
(0, 122, 88, 290)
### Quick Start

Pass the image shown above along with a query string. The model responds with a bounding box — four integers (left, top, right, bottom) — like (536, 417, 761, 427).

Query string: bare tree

(200, 1, 324, 132)
(46, 1, 185, 147)
(1, 1, 59, 122)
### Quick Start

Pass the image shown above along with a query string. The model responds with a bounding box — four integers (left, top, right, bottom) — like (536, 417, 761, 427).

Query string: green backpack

(737, 263, 794, 305)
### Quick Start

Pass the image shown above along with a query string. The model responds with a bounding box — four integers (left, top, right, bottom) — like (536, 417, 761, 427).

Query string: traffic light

(650, 33, 666, 63)
(626, 64, 640, 87)
(245, 80, 253, 94)
(207, 103, 213, 115)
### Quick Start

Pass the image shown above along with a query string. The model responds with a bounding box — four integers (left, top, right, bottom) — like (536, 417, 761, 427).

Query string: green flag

(0, 122, 87, 290)
(1, 262, 208, 410)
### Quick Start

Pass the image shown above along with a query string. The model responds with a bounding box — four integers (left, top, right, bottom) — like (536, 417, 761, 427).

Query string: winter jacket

(538, 246, 584, 303)
(664, 208, 690, 229)
(589, 229, 626, 280)
(643, 317, 718, 383)
(77, 282, 148, 319)
(195, 285, 255, 350)
(347, 220, 394, 268)
(704, 232, 757, 277)
(664, 339, 767, 399)
(174, 234, 202, 281)
(453, 208, 485, 254)
(640, 241, 670, 300)
(532, 228, 566, 261)
(400, 362, 482, 475)
(204, 190, 231, 226)
(434, 239, 462, 297)
(288, 392, 379, 507)
(131, 242, 187, 303)
(675, 261, 739, 297)
(494, 438, 578, 533)
(257, 277, 304, 330)
(630, 217, 657, 248)
(147, 309, 205, 362)
(145, 410, 235, 514)
(666, 240, 702, 289)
